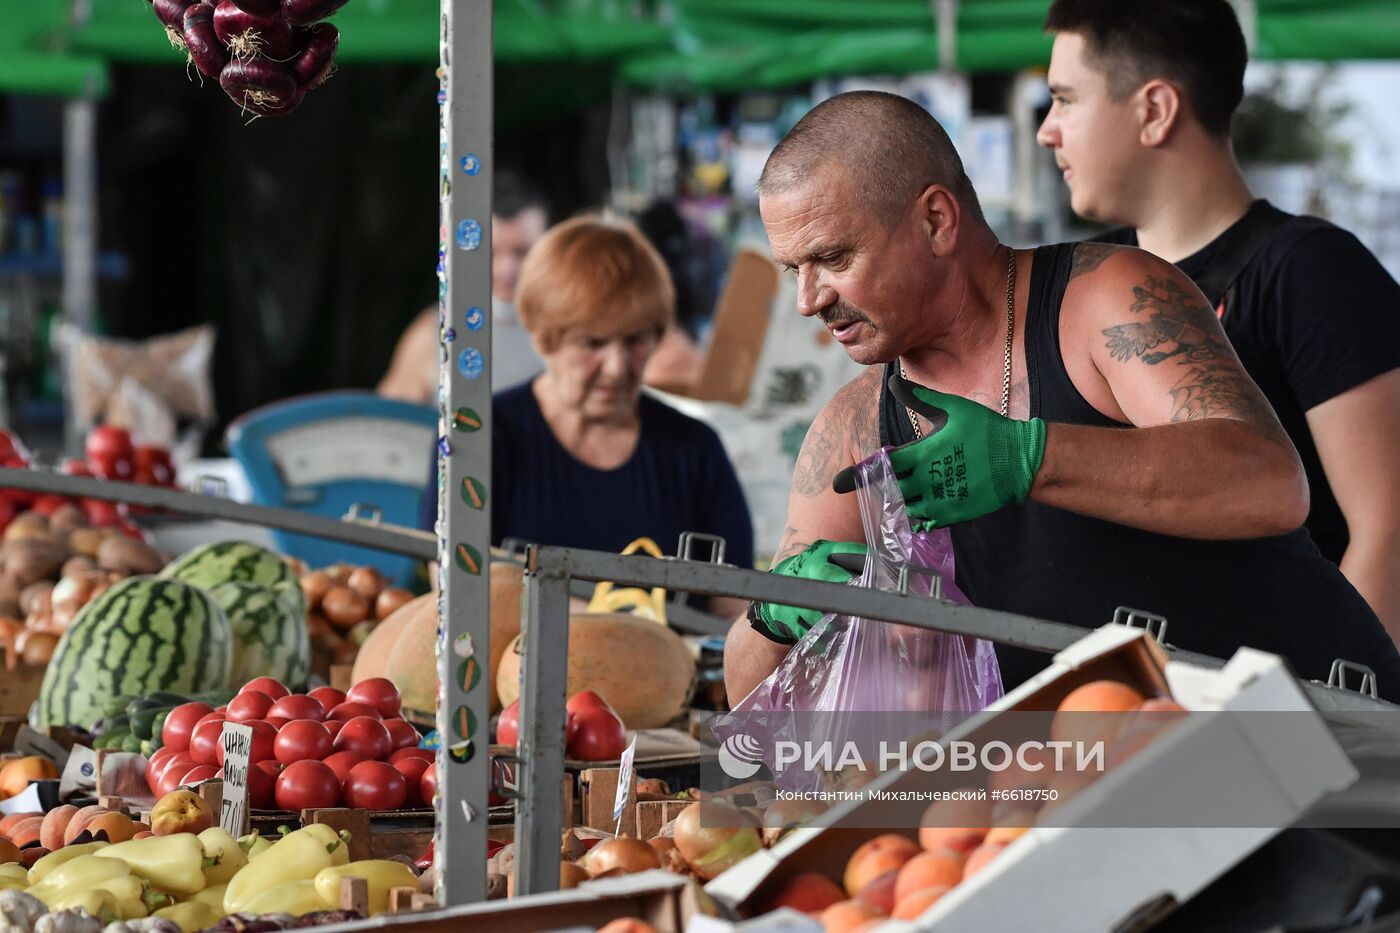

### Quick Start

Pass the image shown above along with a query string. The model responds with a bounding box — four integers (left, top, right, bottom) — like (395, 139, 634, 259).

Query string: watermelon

(160, 539, 305, 617)
(210, 580, 310, 689)
(37, 577, 232, 730)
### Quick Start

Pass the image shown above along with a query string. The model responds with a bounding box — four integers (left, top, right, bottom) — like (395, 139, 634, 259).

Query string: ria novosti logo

(718, 731, 765, 779)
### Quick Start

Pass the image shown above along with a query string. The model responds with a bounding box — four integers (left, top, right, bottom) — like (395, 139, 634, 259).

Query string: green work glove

(748, 540, 867, 643)
(836, 373, 1046, 527)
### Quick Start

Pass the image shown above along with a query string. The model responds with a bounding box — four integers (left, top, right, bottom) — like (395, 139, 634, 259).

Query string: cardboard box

(0, 652, 43, 717)
(683, 249, 779, 406)
(705, 626, 1359, 931)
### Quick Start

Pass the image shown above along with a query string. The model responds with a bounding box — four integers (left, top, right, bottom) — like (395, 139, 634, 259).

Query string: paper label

(219, 722, 255, 835)
(612, 736, 638, 826)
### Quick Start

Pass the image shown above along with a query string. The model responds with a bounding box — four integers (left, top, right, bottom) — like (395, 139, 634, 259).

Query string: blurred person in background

(378, 169, 549, 400)
(1038, 0, 1400, 643)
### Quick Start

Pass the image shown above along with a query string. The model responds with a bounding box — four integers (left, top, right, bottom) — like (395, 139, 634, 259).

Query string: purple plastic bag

(719, 447, 1002, 791)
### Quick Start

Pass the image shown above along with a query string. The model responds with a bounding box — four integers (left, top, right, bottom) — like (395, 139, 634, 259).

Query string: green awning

(0, 0, 109, 97)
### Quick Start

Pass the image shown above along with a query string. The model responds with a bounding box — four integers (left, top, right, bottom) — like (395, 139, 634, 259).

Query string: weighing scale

(227, 391, 438, 585)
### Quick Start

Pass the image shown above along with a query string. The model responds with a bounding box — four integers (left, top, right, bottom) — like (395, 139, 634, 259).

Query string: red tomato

(247, 758, 277, 809)
(89, 454, 134, 481)
(383, 719, 421, 750)
(275, 760, 341, 811)
(145, 747, 177, 791)
(155, 757, 196, 797)
(86, 425, 134, 462)
(346, 678, 402, 719)
(322, 750, 369, 784)
(496, 700, 520, 747)
(489, 758, 513, 808)
(241, 677, 291, 700)
(565, 706, 627, 761)
(265, 716, 291, 730)
(215, 720, 277, 767)
(420, 763, 437, 807)
(60, 458, 92, 477)
(333, 717, 392, 761)
(566, 690, 611, 715)
(274, 720, 333, 764)
(322, 719, 344, 740)
(0, 429, 23, 463)
(161, 702, 214, 753)
(189, 716, 229, 767)
(392, 757, 430, 807)
(342, 760, 407, 811)
(308, 687, 346, 711)
(226, 691, 275, 723)
(31, 494, 71, 517)
(327, 702, 381, 722)
(389, 747, 433, 764)
(80, 498, 122, 527)
(268, 694, 326, 722)
(133, 446, 174, 485)
(179, 764, 219, 786)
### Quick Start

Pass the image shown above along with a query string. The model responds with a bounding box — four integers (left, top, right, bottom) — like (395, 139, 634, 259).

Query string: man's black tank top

(878, 243, 1400, 700)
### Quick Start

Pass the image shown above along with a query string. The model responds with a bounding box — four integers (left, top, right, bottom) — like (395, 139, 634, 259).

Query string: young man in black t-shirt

(1038, 0, 1400, 646)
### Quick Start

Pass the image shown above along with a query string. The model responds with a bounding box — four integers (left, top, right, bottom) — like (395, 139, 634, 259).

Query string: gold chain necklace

(901, 246, 1017, 440)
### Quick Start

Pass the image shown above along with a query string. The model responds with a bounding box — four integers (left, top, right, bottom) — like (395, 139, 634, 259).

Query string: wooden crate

(0, 657, 44, 717)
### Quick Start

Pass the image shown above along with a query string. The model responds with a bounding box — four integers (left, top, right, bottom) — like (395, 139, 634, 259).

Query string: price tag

(219, 722, 254, 836)
(612, 736, 637, 833)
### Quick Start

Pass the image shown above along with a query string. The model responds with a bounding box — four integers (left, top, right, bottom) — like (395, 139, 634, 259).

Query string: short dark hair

(493, 168, 548, 221)
(1045, 0, 1247, 137)
(758, 90, 980, 229)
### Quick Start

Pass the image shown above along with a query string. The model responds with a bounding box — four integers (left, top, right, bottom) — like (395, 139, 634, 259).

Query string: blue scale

(228, 392, 437, 585)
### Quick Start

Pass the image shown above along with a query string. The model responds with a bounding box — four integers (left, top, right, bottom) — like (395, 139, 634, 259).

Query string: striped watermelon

(37, 577, 232, 730)
(160, 539, 305, 618)
(210, 580, 310, 689)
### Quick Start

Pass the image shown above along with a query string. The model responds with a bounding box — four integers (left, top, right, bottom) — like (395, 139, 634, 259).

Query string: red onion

(213, 0, 295, 60)
(227, 0, 281, 14)
(153, 0, 195, 29)
(291, 23, 339, 88)
(183, 3, 230, 78)
(282, 0, 351, 28)
(220, 59, 301, 117)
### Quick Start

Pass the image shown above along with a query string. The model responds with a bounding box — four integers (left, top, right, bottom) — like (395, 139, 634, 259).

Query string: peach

(917, 794, 991, 854)
(842, 833, 920, 896)
(85, 811, 135, 843)
(63, 806, 108, 844)
(819, 899, 884, 932)
(989, 745, 1054, 794)
(761, 872, 846, 915)
(1051, 680, 1146, 751)
(0, 756, 59, 798)
(0, 812, 40, 836)
(963, 840, 1009, 879)
(854, 869, 898, 915)
(894, 850, 965, 904)
(39, 805, 77, 850)
(892, 884, 953, 920)
(6, 817, 42, 849)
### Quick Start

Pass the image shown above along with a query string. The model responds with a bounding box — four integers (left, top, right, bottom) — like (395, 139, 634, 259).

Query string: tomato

(86, 425, 134, 462)
(268, 694, 326, 722)
(80, 497, 122, 527)
(346, 678, 402, 719)
(389, 747, 433, 764)
(566, 690, 611, 715)
(496, 700, 520, 747)
(565, 706, 627, 761)
(264, 716, 291, 730)
(342, 760, 407, 811)
(145, 747, 177, 790)
(216, 720, 277, 767)
(308, 687, 346, 711)
(322, 750, 369, 784)
(179, 764, 219, 786)
(489, 758, 514, 808)
(391, 757, 430, 807)
(161, 702, 214, 753)
(247, 758, 277, 809)
(332, 717, 392, 761)
(241, 677, 291, 700)
(60, 458, 92, 477)
(31, 495, 72, 517)
(0, 429, 23, 463)
(322, 719, 344, 740)
(274, 720, 333, 764)
(275, 760, 341, 811)
(420, 763, 437, 807)
(226, 691, 275, 723)
(327, 702, 381, 722)
(133, 446, 174, 485)
(383, 718, 421, 750)
(189, 716, 229, 767)
(155, 756, 196, 797)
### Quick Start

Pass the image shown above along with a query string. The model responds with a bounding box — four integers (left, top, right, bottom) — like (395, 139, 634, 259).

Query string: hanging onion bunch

(148, 0, 345, 119)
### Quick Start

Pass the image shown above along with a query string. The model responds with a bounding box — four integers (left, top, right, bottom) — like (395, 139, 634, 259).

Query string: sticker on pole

(612, 736, 638, 830)
(220, 722, 255, 837)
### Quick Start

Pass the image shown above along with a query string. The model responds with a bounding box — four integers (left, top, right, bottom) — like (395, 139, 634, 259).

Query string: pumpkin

(496, 612, 695, 730)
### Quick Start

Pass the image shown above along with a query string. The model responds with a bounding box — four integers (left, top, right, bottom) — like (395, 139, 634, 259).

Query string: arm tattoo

(1070, 243, 1123, 281)
(792, 423, 841, 496)
(773, 526, 811, 562)
(1101, 274, 1290, 446)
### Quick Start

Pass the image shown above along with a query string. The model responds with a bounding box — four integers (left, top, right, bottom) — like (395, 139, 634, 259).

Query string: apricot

(854, 869, 898, 915)
(988, 745, 1054, 794)
(917, 794, 991, 854)
(842, 834, 921, 896)
(0, 812, 40, 836)
(760, 872, 845, 915)
(63, 805, 109, 844)
(39, 805, 77, 850)
(1050, 681, 1146, 751)
(985, 824, 1031, 845)
(6, 817, 42, 849)
(85, 811, 135, 843)
(893, 849, 964, 903)
(963, 840, 1009, 879)
(1116, 697, 1189, 743)
(819, 899, 884, 932)
(892, 884, 953, 920)
(0, 837, 19, 865)
(0, 756, 59, 798)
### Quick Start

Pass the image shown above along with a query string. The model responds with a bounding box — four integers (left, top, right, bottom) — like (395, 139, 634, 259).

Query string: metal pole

(61, 93, 98, 454)
(512, 552, 572, 895)
(933, 0, 958, 72)
(435, 0, 494, 907)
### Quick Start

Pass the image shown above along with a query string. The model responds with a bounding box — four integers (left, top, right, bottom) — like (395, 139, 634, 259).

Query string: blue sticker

(443, 327, 456, 343)
(437, 89, 447, 105)
(460, 154, 481, 175)
(464, 307, 484, 331)
(457, 347, 484, 380)
(455, 219, 482, 251)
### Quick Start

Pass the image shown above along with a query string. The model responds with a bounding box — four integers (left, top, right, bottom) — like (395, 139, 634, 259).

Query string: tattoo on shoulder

(1070, 243, 1123, 280)
(792, 375, 879, 497)
(792, 415, 843, 496)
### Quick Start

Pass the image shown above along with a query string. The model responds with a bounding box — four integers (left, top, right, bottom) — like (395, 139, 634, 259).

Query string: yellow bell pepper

(313, 860, 418, 916)
(95, 834, 208, 896)
(198, 827, 248, 885)
(39, 887, 121, 922)
(89, 872, 152, 920)
(26, 853, 131, 906)
(299, 824, 351, 866)
(239, 831, 272, 859)
(190, 882, 227, 911)
(155, 900, 223, 933)
(238, 879, 328, 916)
(0, 864, 28, 885)
(26, 841, 110, 885)
(223, 826, 343, 914)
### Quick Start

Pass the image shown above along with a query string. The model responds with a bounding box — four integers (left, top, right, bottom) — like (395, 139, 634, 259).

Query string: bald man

(725, 90, 1400, 703)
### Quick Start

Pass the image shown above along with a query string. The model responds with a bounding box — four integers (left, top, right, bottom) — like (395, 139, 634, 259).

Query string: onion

(375, 587, 414, 620)
(183, 3, 230, 78)
(584, 837, 661, 878)
(16, 629, 58, 666)
(300, 569, 331, 608)
(321, 584, 370, 629)
(214, 0, 295, 60)
(347, 566, 385, 602)
(228, 0, 280, 14)
(282, 0, 351, 28)
(291, 23, 339, 88)
(673, 801, 762, 881)
(220, 59, 300, 117)
(153, 0, 195, 30)
(559, 862, 590, 890)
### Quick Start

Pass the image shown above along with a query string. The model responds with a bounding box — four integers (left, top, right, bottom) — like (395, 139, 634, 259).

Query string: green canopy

(0, 0, 108, 97)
